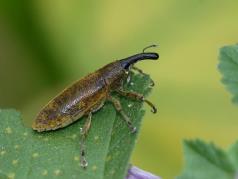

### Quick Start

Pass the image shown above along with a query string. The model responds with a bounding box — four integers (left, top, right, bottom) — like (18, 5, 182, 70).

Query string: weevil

(32, 45, 159, 168)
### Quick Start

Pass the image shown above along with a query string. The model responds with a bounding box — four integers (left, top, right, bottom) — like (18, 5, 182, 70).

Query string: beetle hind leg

(108, 95, 136, 133)
(80, 112, 92, 169)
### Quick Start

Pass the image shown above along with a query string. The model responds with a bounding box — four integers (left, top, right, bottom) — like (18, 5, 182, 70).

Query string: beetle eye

(121, 61, 130, 69)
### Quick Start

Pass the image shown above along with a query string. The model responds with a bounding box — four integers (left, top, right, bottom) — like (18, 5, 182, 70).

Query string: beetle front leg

(132, 66, 145, 75)
(108, 95, 137, 133)
(80, 112, 92, 169)
(132, 66, 155, 86)
(116, 90, 157, 113)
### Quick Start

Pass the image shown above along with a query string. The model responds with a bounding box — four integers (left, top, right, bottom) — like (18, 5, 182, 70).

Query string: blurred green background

(1, 0, 238, 178)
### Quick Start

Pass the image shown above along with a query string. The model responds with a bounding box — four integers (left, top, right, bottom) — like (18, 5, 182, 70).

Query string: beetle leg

(80, 112, 92, 169)
(132, 66, 145, 75)
(126, 72, 131, 84)
(108, 95, 137, 133)
(132, 66, 154, 86)
(116, 90, 157, 113)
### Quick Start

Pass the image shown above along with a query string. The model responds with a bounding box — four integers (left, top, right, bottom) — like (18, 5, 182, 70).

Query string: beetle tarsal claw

(151, 106, 157, 113)
(150, 79, 155, 87)
(143, 99, 157, 114)
(80, 158, 88, 169)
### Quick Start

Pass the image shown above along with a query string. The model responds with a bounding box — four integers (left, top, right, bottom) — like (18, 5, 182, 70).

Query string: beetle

(32, 45, 159, 168)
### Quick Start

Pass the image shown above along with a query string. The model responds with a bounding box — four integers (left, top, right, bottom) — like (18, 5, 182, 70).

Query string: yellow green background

(1, 1, 238, 178)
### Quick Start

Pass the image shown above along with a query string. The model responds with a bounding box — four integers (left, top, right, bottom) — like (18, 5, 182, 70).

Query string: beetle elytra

(32, 45, 159, 168)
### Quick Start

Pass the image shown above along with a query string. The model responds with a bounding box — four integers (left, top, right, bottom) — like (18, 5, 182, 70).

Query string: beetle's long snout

(120, 52, 159, 69)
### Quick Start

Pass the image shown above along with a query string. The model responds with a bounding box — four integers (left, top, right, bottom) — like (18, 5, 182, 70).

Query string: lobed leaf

(177, 139, 235, 179)
(218, 44, 238, 104)
(0, 74, 154, 179)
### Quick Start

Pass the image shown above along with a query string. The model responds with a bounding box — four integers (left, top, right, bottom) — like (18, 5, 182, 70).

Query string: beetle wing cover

(32, 72, 106, 132)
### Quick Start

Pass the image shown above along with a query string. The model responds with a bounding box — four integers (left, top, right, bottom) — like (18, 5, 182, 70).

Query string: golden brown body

(32, 61, 125, 132)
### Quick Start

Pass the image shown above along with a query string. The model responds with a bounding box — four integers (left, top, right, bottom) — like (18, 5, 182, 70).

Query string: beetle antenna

(142, 44, 158, 53)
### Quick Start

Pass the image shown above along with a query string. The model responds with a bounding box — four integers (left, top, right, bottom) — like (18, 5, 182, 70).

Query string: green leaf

(218, 44, 238, 104)
(0, 74, 153, 179)
(228, 142, 238, 170)
(177, 139, 235, 179)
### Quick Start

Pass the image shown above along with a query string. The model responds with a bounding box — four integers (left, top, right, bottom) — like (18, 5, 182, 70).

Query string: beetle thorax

(99, 61, 127, 89)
